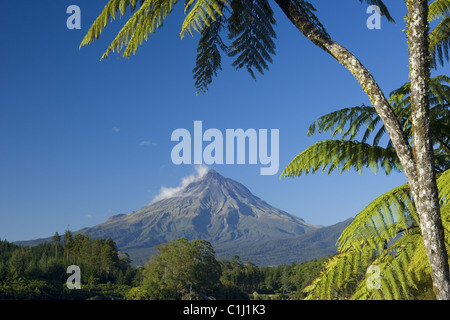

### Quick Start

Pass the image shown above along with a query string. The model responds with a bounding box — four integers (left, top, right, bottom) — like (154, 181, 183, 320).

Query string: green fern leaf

(80, 0, 140, 49)
(180, 0, 229, 38)
(281, 139, 402, 178)
(227, 0, 276, 79)
(192, 5, 228, 94)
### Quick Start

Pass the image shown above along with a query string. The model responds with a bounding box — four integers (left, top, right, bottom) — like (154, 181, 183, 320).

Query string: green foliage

(282, 139, 402, 177)
(429, 0, 450, 67)
(301, 169, 450, 300)
(137, 238, 222, 299)
(227, 0, 276, 79)
(0, 235, 333, 300)
(80, 0, 397, 94)
(192, 3, 228, 94)
(282, 69, 449, 300)
(358, 0, 394, 22)
(181, 0, 229, 39)
(220, 256, 263, 294)
(282, 75, 450, 178)
(81, 0, 180, 60)
(0, 234, 137, 300)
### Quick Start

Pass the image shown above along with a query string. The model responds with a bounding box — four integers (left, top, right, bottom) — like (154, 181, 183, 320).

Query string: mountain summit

(78, 168, 321, 263)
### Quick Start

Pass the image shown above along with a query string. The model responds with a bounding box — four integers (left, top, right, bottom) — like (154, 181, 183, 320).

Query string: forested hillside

(0, 235, 326, 300)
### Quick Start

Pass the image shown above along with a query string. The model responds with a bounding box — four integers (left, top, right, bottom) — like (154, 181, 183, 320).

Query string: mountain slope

(213, 218, 353, 266)
(78, 170, 320, 256)
(18, 169, 351, 265)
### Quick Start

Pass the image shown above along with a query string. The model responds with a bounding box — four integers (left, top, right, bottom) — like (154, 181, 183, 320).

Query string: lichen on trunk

(406, 0, 450, 300)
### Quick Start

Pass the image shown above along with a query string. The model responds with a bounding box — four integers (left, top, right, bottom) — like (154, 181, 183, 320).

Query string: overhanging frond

(358, 0, 395, 23)
(180, 0, 229, 38)
(429, 0, 450, 22)
(429, 16, 450, 67)
(337, 183, 417, 253)
(91, 0, 179, 60)
(302, 169, 450, 300)
(192, 4, 228, 94)
(80, 0, 140, 49)
(227, 0, 276, 79)
(281, 140, 402, 178)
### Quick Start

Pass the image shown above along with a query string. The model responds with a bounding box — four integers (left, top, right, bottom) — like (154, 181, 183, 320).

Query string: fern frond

(428, 0, 450, 67)
(429, 0, 450, 22)
(304, 170, 450, 300)
(101, 0, 179, 60)
(227, 0, 276, 79)
(438, 168, 450, 206)
(192, 7, 228, 94)
(307, 104, 380, 143)
(281, 140, 402, 178)
(291, 0, 328, 36)
(351, 232, 431, 300)
(358, 0, 395, 23)
(429, 17, 450, 67)
(180, 0, 229, 38)
(80, 0, 140, 49)
(337, 183, 417, 253)
(302, 249, 374, 300)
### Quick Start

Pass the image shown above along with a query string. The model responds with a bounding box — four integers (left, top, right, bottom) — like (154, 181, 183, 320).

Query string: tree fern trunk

(274, 0, 450, 299)
(273, 0, 420, 202)
(407, 0, 450, 300)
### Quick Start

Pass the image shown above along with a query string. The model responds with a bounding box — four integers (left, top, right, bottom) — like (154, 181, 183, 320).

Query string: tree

(405, 0, 449, 300)
(52, 232, 61, 260)
(140, 238, 221, 299)
(282, 75, 450, 176)
(63, 230, 74, 261)
(283, 77, 450, 299)
(80, 0, 450, 298)
(301, 169, 450, 299)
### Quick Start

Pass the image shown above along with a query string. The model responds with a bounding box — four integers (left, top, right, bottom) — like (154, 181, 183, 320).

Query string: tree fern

(283, 76, 450, 180)
(293, 74, 450, 301)
(429, 0, 450, 67)
(301, 169, 450, 300)
(337, 183, 417, 253)
(80, 0, 397, 92)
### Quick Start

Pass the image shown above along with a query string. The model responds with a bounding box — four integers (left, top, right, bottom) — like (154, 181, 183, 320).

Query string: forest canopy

(0, 235, 326, 300)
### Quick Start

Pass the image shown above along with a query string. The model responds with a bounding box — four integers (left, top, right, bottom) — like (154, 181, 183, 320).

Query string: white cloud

(140, 140, 157, 146)
(151, 165, 209, 203)
(112, 127, 120, 133)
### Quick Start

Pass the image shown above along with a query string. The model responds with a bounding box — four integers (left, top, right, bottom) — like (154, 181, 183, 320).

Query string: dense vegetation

(0, 235, 326, 300)
(281, 75, 450, 300)
(0, 232, 138, 300)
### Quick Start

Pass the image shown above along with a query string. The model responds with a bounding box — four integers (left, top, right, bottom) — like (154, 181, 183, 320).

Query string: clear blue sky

(1, 1, 444, 242)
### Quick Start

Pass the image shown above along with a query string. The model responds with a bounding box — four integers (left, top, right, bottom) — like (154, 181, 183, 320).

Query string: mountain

(75, 169, 320, 263)
(18, 169, 351, 265)
(214, 218, 353, 266)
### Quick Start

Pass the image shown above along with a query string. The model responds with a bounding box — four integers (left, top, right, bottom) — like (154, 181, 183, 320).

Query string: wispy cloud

(140, 140, 157, 147)
(112, 127, 120, 133)
(151, 165, 209, 203)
